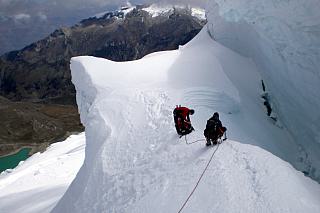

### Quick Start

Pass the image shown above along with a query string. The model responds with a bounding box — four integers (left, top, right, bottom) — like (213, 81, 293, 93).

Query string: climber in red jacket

(173, 105, 195, 136)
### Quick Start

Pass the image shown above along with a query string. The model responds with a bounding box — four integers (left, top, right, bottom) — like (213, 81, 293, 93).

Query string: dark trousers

(204, 129, 223, 145)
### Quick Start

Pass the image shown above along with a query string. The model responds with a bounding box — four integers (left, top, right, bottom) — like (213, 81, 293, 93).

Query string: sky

(0, 0, 207, 54)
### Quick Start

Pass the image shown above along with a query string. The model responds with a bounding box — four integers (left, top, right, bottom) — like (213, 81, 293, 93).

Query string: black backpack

(204, 118, 220, 137)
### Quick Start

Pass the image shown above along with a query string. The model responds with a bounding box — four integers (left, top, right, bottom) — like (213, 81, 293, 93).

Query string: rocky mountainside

(0, 96, 83, 156)
(0, 5, 205, 156)
(0, 6, 205, 104)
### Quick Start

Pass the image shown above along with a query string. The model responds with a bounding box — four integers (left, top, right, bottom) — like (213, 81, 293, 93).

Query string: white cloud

(37, 12, 47, 21)
(14, 13, 31, 20)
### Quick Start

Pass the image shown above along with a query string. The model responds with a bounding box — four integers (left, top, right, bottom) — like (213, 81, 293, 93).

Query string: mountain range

(0, 5, 205, 156)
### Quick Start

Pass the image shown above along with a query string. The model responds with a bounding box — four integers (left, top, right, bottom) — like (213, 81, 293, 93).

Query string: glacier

(0, 2, 319, 212)
(206, 0, 320, 181)
(51, 27, 320, 212)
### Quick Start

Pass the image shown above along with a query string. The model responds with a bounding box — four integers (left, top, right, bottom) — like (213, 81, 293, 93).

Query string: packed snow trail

(52, 28, 320, 212)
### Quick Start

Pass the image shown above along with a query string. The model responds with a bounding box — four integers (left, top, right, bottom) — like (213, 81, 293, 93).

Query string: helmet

(213, 112, 219, 118)
(189, 109, 195, 115)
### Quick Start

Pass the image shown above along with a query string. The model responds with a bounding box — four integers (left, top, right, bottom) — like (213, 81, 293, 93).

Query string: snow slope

(0, 133, 85, 213)
(206, 0, 320, 181)
(52, 28, 320, 212)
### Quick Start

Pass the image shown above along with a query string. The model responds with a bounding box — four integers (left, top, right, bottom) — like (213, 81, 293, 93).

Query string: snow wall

(206, 0, 320, 181)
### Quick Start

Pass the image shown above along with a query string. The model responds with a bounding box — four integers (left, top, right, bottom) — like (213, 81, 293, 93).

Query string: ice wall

(52, 58, 113, 212)
(206, 0, 320, 181)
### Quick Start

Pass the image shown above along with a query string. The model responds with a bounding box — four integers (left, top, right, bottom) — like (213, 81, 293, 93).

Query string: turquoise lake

(0, 148, 31, 173)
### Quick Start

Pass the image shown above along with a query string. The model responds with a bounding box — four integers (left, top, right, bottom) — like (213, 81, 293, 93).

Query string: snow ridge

(1, 3, 320, 212)
(52, 28, 320, 212)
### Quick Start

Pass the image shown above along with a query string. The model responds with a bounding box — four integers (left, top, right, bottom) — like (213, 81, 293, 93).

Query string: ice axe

(223, 131, 227, 141)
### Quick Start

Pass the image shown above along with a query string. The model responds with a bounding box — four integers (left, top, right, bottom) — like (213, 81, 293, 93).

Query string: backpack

(204, 118, 220, 138)
(173, 106, 183, 128)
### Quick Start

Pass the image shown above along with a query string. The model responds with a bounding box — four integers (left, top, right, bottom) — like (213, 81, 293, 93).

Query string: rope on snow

(177, 141, 221, 213)
(184, 135, 206, 145)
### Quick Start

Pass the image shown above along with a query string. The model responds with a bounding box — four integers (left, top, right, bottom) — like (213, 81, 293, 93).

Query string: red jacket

(174, 107, 191, 125)
(177, 107, 190, 120)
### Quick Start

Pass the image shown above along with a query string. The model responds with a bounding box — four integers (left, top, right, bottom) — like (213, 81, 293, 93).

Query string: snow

(120, 6, 135, 17)
(142, 4, 206, 20)
(0, 3, 319, 211)
(92, 4, 206, 21)
(93, 5, 135, 19)
(191, 8, 206, 20)
(0, 133, 85, 213)
(206, 0, 320, 181)
(142, 4, 174, 17)
(50, 27, 320, 212)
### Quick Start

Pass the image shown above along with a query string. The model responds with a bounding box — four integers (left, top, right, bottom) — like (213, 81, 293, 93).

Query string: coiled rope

(184, 135, 205, 145)
(177, 141, 221, 213)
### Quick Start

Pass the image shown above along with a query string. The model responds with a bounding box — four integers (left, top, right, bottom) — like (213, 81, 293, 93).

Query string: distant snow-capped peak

(93, 4, 206, 20)
(142, 4, 206, 20)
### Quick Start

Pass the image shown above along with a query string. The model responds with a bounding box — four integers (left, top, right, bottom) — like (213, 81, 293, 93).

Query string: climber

(173, 105, 195, 137)
(204, 112, 227, 146)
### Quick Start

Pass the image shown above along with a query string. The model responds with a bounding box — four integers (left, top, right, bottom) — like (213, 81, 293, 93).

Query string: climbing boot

(206, 138, 211, 146)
